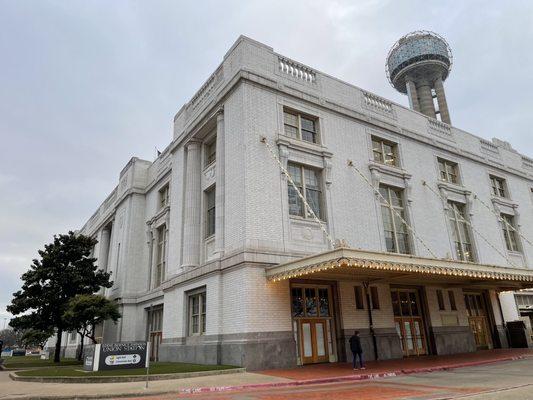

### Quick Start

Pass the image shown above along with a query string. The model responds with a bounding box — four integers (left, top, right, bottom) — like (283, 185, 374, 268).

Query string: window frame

(448, 290, 457, 311)
(446, 201, 475, 262)
(436, 289, 446, 311)
(378, 184, 410, 254)
(205, 187, 216, 238)
(370, 286, 380, 310)
(501, 213, 520, 252)
(490, 175, 508, 198)
(371, 136, 399, 167)
(283, 108, 319, 144)
(159, 184, 170, 209)
(354, 286, 365, 310)
(437, 158, 459, 184)
(287, 162, 324, 221)
(188, 289, 207, 336)
(205, 138, 217, 167)
(154, 225, 167, 288)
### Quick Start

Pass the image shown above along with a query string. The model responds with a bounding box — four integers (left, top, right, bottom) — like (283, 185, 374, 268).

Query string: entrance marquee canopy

(266, 247, 533, 290)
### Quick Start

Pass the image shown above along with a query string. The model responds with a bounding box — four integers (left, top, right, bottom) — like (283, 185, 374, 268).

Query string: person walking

(349, 330, 365, 370)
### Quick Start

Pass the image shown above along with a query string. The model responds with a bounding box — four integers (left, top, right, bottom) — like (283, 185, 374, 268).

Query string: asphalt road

(115, 357, 533, 400)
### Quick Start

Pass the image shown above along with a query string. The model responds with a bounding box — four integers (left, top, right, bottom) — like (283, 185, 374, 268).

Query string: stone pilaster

(434, 77, 451, 124)
(416, 80, 436, 119)
(214, 109, 225, 257)
(181, 140, 202, 269)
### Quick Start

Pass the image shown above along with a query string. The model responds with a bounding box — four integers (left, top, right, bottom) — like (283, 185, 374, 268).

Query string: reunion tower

(386, 31, 453, 124)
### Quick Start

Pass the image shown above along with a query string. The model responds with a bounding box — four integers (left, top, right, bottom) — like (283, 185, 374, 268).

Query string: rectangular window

(287, 163, 323, 220)
(159, 184, 169, 209)
(438, 158, 459, 184)
(501, 214, 520, 252)
(490, 175, 507, 198)
(205, 188, 216, 237)
(188, 290, 206, 336)
(154, 225, 167, 287)
(448, 290, 457, 311)
(372, 136, 398, 166)
(283, 109, 318, 144)
(447, 201, 474, 262)
(205, 138, 216, 166)
(436, 290, 445, 311)
(370, 286, 380, 310)
(379, 185, 410, 254)
(354, 286, 364, 309)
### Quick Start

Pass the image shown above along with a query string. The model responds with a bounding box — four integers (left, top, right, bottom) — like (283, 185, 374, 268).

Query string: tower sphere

(386, 31, 453, 94)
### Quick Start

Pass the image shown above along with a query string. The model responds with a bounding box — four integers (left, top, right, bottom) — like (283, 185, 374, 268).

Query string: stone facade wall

(72, 36, 533, 366)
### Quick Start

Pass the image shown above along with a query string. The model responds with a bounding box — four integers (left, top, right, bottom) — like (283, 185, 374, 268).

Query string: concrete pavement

(115, 358, 533, 399)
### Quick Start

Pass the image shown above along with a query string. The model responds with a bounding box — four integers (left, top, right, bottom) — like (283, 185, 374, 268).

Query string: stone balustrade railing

(362, 91, 395, 118)
(278, 57, 316, 83)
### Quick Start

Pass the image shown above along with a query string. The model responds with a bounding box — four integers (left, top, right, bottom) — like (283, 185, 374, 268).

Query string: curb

(9, 367, 245, 384)
(2, 355, 527, 400)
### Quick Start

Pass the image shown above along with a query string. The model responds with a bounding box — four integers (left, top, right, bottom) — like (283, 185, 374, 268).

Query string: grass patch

(16, 362, 238, 377)
(2, 356, 82, 369)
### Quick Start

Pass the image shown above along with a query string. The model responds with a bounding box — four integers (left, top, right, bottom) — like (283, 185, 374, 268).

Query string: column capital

(185, 139, 202, 151)
(215, 106, 224, 117)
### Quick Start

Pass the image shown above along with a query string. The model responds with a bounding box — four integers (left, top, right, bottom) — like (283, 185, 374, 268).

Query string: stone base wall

(431, 325, 476, 355)
(159, 331, 296, 370)
(342, 328, 403, 362)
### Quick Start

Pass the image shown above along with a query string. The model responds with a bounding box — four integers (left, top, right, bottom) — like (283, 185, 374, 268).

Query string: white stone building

(59, 35, 533, 369)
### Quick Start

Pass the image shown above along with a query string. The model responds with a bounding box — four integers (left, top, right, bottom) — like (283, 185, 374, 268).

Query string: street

(114, 357, 533, 400)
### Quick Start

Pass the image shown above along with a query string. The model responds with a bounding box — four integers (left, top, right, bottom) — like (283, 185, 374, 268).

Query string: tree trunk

(77, 331, 84, 361)
(54, 328, 62, 363)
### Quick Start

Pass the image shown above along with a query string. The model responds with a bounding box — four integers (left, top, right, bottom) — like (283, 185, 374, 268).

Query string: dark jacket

(349, 335, 362, 353)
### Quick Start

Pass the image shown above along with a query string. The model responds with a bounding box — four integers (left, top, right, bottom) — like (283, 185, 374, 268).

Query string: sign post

(83, 342, 149, 372)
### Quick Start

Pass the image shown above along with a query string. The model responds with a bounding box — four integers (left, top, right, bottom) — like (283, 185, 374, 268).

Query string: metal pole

(145, 303, 153, 389)
(363, 282, 379, 361)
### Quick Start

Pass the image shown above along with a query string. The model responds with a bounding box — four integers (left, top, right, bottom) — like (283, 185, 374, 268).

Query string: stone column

(434, 77, 451, 124)
(181, 140, 202, 269)
(405, 79, 421, 112)
(98, 226, 111, 272)
(214, 109, 225, 257)
(416, 80, 436, 119)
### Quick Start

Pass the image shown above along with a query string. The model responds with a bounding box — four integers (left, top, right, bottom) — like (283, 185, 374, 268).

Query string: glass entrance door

(391, 289, 427, 356)
(291, 285, 334, 364)
(299, 319, 329, 364)
(464, 293, 492, 349)
(147, 306, 163, 361)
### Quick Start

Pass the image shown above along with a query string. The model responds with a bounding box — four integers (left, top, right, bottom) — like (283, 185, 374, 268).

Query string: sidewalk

(1, 349, 532, 400)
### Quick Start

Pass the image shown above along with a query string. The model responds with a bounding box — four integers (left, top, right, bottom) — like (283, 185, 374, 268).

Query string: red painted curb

(177, 355, 525, 395)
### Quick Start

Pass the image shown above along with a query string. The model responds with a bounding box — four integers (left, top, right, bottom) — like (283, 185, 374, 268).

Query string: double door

(291, 285, 334, 364)
(465, 293, 492, 349)
(299, 319, 329, 364)
(391, 288, 427, 356)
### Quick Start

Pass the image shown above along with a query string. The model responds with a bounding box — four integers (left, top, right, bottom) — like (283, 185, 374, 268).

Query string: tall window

(154, 225, 166, 287)
(205, 138, 216, 166)
(501, 214, 520, 252)
(436, 290, 445, 311)
(205, 188, 216, 237)
(283, 109, 318, 143)
(159, 184, 169, 209)
(288, 163, 323, 220)
(372, 136, 398, 166)
(438, 158, 459, 184)
(447, 201, 474, 262)
(490, 175, 507, 198)
(354, 286, 364, 309)
(379, 185, 410, 254)
(188, 290, 206, 335)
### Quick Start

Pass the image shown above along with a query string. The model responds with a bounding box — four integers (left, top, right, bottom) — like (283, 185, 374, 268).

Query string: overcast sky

(1, 0, 532, 324)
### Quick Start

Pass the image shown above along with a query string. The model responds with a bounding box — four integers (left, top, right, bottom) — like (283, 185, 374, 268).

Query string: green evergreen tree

(7, 232, 112, 362)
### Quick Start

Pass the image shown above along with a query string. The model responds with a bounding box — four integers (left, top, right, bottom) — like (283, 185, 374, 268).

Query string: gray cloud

(1, 0, 532, 320)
